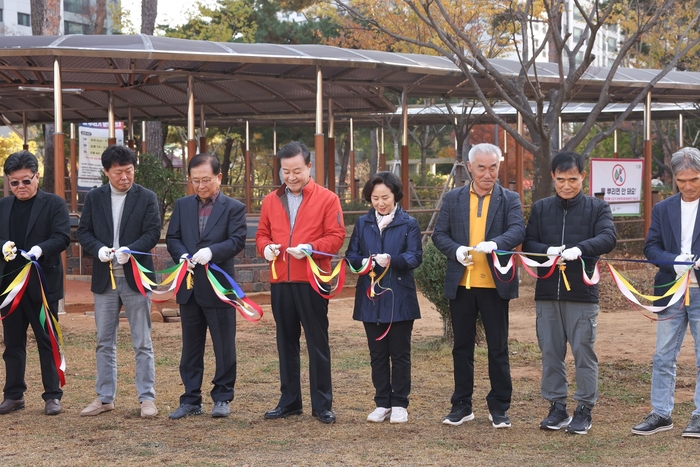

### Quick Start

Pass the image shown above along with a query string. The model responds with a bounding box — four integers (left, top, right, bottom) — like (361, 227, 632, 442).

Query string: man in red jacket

(256, 141, 345, 424)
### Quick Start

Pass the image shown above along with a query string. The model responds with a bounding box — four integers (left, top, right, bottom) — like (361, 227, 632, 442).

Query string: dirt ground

(2, 276, 700, 467)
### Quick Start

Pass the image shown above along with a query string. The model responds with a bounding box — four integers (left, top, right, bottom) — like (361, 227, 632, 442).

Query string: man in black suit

(166, 153, 247, 419)
(0, 151, 70, 416)
(433, 143, 526, 429)
(77, 145, 161, 418)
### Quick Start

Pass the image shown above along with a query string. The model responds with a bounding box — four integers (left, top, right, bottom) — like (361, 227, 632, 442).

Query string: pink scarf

(376, 205, 397, 232)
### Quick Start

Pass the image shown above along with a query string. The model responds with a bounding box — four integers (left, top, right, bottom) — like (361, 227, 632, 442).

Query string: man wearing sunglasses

(0, 150, 70, 416)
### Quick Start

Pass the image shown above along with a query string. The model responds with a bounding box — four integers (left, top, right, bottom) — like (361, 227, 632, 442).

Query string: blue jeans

(93, 277, 156, 403)
(650, 288, 700, 417)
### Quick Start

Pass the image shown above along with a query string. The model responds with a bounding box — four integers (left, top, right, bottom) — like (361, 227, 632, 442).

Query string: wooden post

(515, 113, 524, 204)
(107, 91, 116, 146)
(245, 120, 252, 212)
(314, 67, 325, 185)
(70, 123, 77, 212)
(401, 89, 409, 210)
(643, 93, 652, 236)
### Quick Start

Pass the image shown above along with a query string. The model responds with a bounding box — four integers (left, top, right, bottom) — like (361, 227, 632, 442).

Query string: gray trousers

(93, 277, 156, 403)
(536, 300, 599, 409)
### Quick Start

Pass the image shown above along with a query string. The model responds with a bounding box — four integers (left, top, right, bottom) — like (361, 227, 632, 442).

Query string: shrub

(415, 240, 453, 341)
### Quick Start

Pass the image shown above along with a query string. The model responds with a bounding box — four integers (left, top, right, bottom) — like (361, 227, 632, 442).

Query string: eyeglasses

(9, 174, 37, 187)
(190, 178, 213, 186)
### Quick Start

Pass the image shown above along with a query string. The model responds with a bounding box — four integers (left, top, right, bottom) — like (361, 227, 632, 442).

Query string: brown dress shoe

(0, 398, 25, 414)
(45, 399, 62, 415)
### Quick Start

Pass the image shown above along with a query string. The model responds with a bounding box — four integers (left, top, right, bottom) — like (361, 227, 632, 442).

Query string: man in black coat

(433, 143, 526, 430)
(77, 145, 161, 418)
(166, 153, 247, 420)
(0, 151, 70, 416)
(524, 151, 616, 435)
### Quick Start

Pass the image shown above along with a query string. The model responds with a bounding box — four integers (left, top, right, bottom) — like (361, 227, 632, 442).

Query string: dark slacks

(449, 286, 511, 412)
(271, 282, 332, 412)
(178, 295, 237, 405)
(364, 320, 413, 409)
(2, 298, 62, 401)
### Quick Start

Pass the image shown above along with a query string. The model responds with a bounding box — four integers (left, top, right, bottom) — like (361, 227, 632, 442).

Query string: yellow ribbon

(369, 264, 390, 298)
(559, 263, 571, 291)
(465, 264, 473, 289)
(306, 254, 345, 282)
(109, 261, 116, 290)
(271, 256, 278, 280)
(607, 263, 687, 301)
(1, 262, 31, 295)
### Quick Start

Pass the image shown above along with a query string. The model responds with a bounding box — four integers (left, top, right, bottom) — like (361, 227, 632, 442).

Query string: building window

(607, 37, 618, 52)
(17, 12, 31, 27)
(64, 21, 89, 35)
(0, 9, 4, 22)
(64, 0, 89, 14)
(573, 27, 583, 42)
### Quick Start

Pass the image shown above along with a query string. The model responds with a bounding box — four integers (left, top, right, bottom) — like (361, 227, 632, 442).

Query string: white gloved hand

(115, 246, 130, 265)
(561, 246, 582, 261)
(374, 253, 391, 268)
(675, 253, 694, 277)
(2, 241, 17, 261)
(694, 257, 700, 270)
(264, 244, 281, 261)
(192, 247, 213, 265)
(547, 245, 565, 258)
(180, 253, 195, 273)
(474, 241, 498, 254)
(21, 245, 43, 261)
(98, 246, 114, 263)
(456, 246, 473, 267)
(286, 244, 312, 260)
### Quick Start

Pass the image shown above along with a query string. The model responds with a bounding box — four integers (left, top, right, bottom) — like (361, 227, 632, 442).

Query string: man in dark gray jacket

(77, 145, 161, 419)
(524, 151, 616, 435)
(433, 143, 525, 429)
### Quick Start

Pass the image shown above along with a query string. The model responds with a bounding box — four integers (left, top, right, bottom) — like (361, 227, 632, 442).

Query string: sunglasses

(9, 174, 36, 187)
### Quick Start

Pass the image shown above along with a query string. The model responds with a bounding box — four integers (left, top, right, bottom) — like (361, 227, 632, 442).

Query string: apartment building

(0, 0, 119, 36)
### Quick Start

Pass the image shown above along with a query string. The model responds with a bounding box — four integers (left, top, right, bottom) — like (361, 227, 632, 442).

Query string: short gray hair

(468, 143, 502, 163)
(670, 147, 700, 175)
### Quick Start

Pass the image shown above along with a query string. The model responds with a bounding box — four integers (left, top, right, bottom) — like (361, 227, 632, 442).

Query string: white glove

(115, 246, 130, 265)
(474, 241, 498, 254)
(374, 253, 391, 268)
(192, 247, 213, 265)
(98, 246, 114, 263)
(561, 246, 582, 261)
(3, 241, 17, 261)
(264, 244, 281, 261)
(286, 244, 312, 260)
(456, 246, 473, 267)
(675, 253, 694, 277)
(547, 245, 565, 258)
(180, 253, 195, 273)
(21, 245, 43, 261)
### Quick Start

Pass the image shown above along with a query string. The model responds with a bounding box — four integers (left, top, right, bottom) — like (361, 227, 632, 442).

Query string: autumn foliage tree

(336, 0, 700, 202)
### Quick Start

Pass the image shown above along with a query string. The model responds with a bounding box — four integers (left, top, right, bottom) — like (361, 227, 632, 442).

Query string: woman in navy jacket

(346, 172, 422, 424)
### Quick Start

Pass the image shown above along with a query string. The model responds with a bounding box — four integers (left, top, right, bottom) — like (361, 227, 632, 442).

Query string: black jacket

(346, 207, 422, 323)
(166, 193, 247, 307)
(432, 183, 526, 301)
(0, 190, 70, 303)
(77, 183, 161, 294)
(523, 191, 617, 303)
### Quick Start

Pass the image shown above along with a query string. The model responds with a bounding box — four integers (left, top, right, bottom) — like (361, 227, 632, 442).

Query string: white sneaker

(390, 407, 408, 424)
(367, 407, 391, 422)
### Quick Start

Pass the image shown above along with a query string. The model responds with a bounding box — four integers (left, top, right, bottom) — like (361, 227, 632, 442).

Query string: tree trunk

(338, 135, 350, 199)
(42, 124, 55, 193)
(369, 128, 378, 176)
(221, 138, 234, 185)
(93, 0, 107, 35)
(144, 121, 164, 158)
(30, 0, 61, 35)
(141, 0, 158, 35)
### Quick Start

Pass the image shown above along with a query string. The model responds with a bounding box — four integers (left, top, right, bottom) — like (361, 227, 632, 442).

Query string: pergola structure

(2, 34, 700, 229)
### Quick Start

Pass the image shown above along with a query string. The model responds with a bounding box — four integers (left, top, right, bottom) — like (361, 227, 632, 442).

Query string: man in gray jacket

(524, 151, 616, 435)
(77, 145, 161, 418)
(433, 143, 525, 429)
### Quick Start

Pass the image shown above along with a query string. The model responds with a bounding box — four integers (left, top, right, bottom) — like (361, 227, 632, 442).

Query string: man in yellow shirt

(433, 143, 525, 429)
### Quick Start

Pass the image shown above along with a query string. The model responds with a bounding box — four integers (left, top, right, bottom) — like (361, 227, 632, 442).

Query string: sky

(122, 0, 217, 32)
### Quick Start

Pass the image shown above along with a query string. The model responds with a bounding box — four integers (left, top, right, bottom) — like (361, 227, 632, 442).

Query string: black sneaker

(565, 404, 592, 435)
(631, 412, 673, 436)
(488, 409, 511, 428)
(540, 401, 571, 430)
(682, 414, 700, 438)
(442, 403, 474, 426)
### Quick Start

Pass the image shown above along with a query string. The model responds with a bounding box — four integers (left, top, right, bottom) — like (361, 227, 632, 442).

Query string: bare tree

(338, 0, 700, 201)
(141, 0, 165, 160)
(93, 0, 107, 35)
